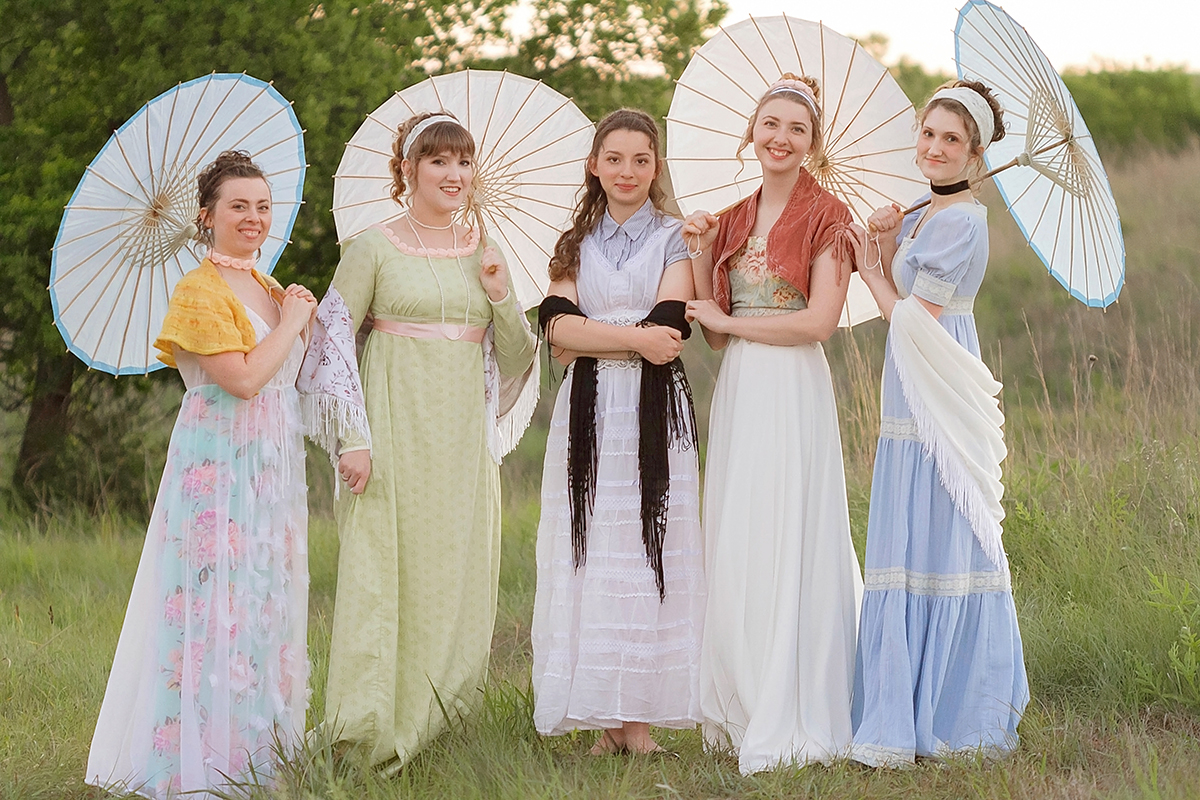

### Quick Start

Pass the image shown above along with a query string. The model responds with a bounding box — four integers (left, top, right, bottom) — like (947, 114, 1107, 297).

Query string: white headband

(401, 113, 466, 159)
(930, 87, 995, 149)
(767, 85, 822, 124)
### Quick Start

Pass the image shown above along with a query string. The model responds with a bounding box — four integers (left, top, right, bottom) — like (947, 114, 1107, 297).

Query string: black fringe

(568, 356, 599, 571)
(636, 300, 697, 600)
(540, 296, 698, 600)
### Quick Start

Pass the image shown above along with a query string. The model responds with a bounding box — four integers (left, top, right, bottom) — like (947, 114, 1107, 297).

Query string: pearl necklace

(407, 219, 473, 340)
(407, 210, 455, 230)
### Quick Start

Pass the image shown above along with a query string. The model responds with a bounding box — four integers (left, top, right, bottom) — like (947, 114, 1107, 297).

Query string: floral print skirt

(86, 384, 309, 799)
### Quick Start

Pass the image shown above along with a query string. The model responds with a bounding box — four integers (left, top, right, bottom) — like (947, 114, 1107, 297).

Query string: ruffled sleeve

(904, 207, 986, 307)
(153, 262, 256, 368)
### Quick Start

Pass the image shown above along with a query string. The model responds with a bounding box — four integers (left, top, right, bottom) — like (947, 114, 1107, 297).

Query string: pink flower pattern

(115, 339, 307, 797)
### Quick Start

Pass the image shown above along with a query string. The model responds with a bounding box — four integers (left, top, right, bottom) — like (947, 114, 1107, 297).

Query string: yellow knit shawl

(154, 259, 282, 368)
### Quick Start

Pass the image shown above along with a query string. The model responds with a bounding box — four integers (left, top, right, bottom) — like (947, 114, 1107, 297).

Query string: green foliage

(1138, 572, 1200, 710)
(1065, 68, 1200, 153)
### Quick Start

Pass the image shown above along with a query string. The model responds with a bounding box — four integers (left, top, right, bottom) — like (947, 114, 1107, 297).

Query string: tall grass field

(4, 149, 1200, 798)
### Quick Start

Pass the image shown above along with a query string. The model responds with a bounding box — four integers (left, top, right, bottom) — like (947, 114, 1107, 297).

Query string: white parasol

(955, 0, 1124, 307)
(50, 73, 306, 375)
(666, 14, 926, 326)
(332, 69, 593, 309)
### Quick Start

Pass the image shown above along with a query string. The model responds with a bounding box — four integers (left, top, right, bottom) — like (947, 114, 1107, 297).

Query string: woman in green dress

(306, 111, 538, 768)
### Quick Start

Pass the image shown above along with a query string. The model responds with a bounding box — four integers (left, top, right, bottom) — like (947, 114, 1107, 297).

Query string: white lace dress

(531, 212, 706, 734)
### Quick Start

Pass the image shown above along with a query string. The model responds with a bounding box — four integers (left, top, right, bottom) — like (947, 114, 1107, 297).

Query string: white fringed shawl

(889, 294, 1008, 569)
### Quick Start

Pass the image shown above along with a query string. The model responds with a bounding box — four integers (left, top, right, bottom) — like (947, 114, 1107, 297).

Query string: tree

(0, 0, 432, 508)
(0, 0, 727, 512)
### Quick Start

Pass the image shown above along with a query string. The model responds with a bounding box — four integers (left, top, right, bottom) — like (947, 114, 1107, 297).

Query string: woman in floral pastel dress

(86, 151, 317, 798)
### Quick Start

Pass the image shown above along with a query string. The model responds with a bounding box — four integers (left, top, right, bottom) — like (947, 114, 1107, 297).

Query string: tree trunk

(0, 71, 12, 127)
(13, 352, 77, 506)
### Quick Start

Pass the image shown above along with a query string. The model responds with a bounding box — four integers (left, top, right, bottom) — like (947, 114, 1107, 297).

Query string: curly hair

(194, 151, 268, 247)
(548, 108, 667, 283)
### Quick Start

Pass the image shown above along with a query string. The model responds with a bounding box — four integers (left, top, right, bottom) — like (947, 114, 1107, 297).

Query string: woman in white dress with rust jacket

(683, 74, 863, 774)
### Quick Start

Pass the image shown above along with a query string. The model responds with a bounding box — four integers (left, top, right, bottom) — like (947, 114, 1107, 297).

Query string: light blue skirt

(851, 434, 1029, 766)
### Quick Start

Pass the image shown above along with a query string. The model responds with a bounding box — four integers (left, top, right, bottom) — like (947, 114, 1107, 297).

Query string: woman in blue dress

(850, 80, 1029, 766)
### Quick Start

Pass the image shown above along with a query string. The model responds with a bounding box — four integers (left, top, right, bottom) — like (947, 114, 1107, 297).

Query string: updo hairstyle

(194, 150, 268, 247)
(737, 73, 825, 163)
(921, 79, 1006, 153)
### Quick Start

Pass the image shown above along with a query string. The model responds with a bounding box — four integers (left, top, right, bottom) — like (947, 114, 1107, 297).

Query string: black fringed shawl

(538, 296, 698, 601)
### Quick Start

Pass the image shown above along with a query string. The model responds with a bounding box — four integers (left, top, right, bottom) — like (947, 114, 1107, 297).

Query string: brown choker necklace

(931, 179, 971, 196)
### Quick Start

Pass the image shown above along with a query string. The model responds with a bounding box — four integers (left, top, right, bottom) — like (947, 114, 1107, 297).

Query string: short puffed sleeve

(662, 219, 692, 266)
(153, 267, 255, 367)
(903, 207, 986, 307)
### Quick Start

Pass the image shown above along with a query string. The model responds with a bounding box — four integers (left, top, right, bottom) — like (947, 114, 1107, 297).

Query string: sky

(722, 0, 1198, 73)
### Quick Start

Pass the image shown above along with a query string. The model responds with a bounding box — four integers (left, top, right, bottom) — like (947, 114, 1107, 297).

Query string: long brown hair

(548, 109, 668, 282)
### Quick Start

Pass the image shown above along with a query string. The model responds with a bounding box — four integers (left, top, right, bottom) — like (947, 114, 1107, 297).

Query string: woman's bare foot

(589, 728, 626, 755)
(621, 722, 667, 754)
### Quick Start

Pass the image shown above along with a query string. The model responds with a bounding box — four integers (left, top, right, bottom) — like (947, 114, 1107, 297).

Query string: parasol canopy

(51, 73, 306, 375)
(666, 14, 926, 326)
(955, 0, 1124, 307)
(332, 69, 593, 309)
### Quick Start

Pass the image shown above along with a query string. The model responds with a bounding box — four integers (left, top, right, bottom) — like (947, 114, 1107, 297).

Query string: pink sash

(372, 318, 487, 344)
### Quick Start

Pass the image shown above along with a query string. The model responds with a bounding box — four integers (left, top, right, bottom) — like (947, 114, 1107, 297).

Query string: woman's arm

(189, 291, 315, 399)
(682, 211, 726, 350)
(851, 221, 943, 323)
(544, 278, 683, 365)
(687, 247, 852, 347)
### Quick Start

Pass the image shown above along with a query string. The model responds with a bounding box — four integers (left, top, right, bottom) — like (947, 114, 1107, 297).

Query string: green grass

(4, 148, 1200, 797)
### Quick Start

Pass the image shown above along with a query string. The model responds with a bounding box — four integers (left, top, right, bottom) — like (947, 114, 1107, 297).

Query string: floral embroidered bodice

(728, 237, 806, 317)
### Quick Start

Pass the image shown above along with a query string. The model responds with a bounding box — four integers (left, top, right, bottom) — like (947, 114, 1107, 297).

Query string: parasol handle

(867, 136, 1071, 232)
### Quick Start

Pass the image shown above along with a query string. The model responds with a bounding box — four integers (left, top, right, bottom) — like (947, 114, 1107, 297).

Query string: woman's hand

(867, 203, 903, 235)
(681, 211, 720, 255)
(337, 449, 371, 495)
(849, 224, 883, 283)
(634, 325, 684, 365)
(685, 299, 729, 334)
(284, 284, 318, 323)
(280, 286, 317, 332)
(479, 245, 509, 302)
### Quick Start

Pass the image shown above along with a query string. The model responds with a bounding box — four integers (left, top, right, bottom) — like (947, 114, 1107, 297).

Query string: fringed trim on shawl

(538, 295, 698, 600)
(483, 321, 541, 464)
(637, 300, 698, 600)
(889, 295, 1007, 569)
(296, 288, 372, 466)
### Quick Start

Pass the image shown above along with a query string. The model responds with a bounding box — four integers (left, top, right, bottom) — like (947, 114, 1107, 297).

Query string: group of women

(84, 72, 1028, 798)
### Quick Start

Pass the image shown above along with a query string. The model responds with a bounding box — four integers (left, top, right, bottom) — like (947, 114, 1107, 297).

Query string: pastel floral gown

(87, 307, 309, 799)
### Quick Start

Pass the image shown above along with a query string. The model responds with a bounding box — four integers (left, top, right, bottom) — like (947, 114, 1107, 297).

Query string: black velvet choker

(930, 179, 971, 195)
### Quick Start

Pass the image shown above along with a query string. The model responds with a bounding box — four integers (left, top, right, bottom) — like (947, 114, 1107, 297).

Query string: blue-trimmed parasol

(954, 0, 1124, 307)
(50, 72, 306, 375)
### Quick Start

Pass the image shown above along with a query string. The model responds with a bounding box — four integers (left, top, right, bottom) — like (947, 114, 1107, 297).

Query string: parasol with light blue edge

(50, 72, 307, 375)
(954, 0, 1124, 307)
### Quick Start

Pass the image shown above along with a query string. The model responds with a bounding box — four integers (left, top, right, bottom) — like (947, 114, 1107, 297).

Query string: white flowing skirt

(700, 337, 863, 774)
(531, 360, 705, 735)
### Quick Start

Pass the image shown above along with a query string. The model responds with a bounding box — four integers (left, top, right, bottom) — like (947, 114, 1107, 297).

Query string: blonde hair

(737, 73, 824, 166)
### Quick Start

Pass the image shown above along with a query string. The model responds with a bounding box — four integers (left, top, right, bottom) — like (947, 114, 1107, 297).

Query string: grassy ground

(3, 148, 1200, 797)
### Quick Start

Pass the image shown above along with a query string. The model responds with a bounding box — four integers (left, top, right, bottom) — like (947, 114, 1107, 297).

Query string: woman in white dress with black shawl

(532, 109, 706, 755)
